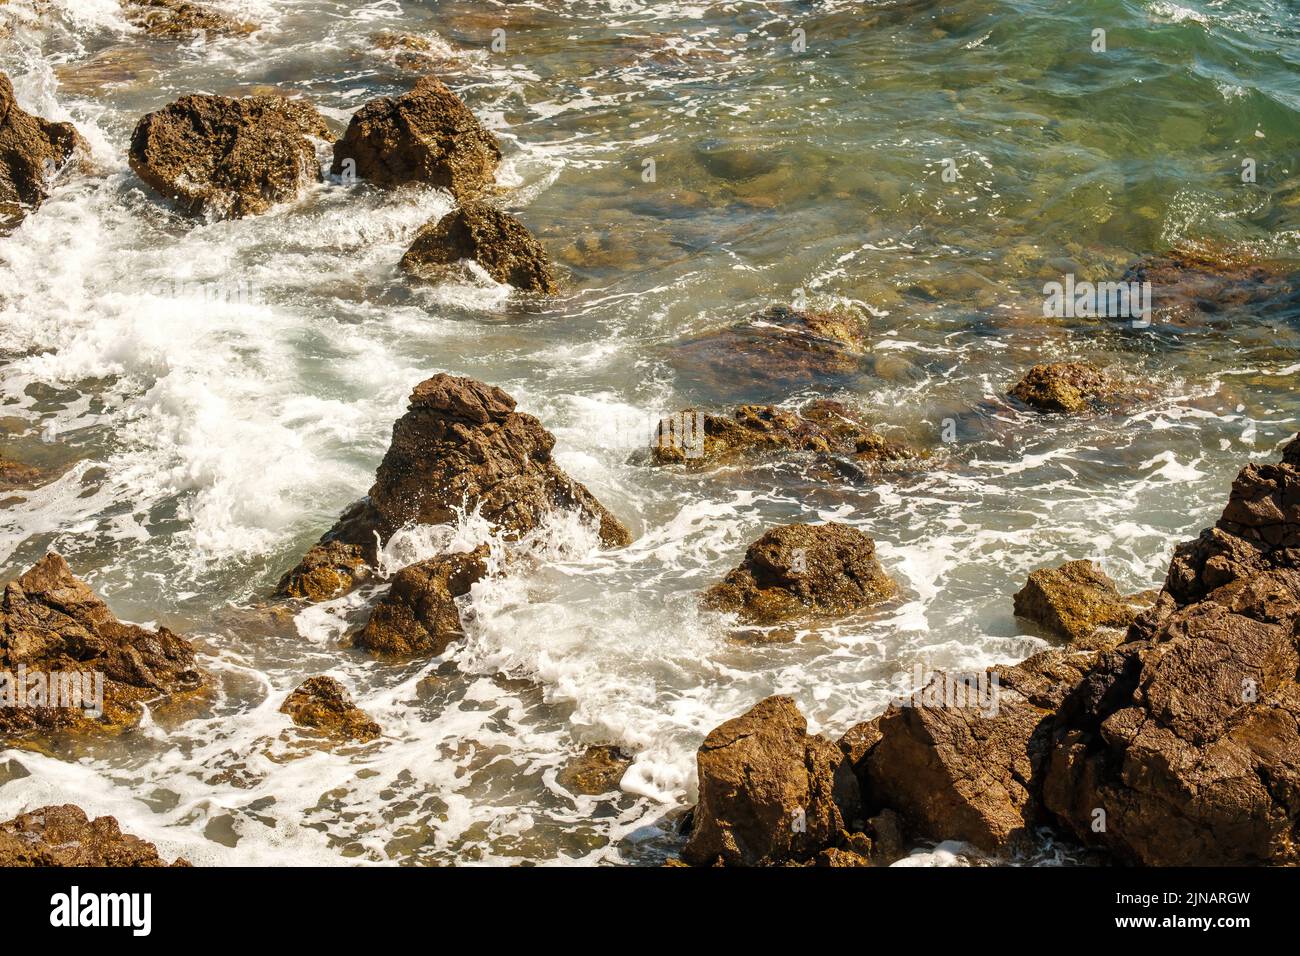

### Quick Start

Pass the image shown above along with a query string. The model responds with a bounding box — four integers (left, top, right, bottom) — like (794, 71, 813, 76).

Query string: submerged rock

(128, 93, 331, 219)
(1122, 244, 1300, 327)
(557, 744, 633, 796)
(280, 676, 380, 742)
(121, 0, 257, 39)
(354, 546, 489, 657)
(274, 540, 371, 603)
(682, 695, 859, 866)
(0, 72, 88, 232)
(651, 400, 918, 470)
(280, 374, 631, 602)
(702, 523, 897, 625)
(330, 77, 500, 199)
(0, 804, 188, 867)
(1008, 362, 1114, 413)
(0, 553, 204, 742)
(0, 456, 44, 490)
(401, 201, 558, 293)
(1013, 560, 1154, 641)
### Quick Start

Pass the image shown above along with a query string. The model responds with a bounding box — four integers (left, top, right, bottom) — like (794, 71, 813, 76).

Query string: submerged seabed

(0, 0, 1297, 865)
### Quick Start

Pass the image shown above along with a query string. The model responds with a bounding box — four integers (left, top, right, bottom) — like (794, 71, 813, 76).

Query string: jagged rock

(1013, 560, 1155, 641)
(1121, 244, 1300, 327)
(280, 374, 630, 602)
(401, 201, 557, 293)
(0, 553, 203, 741)
(669, 305, 870, 398)
(0, 804, 189, 866)
(1009, 362, 1114, 413)
(121, 0, 256, 39)
(557, 744, 632, 796)
(682, 696, 859, 866)
(0, 72, 88, 232)
(274, 540, 371, 603)
(128, 93, 331, 219)
(702, 522, 896, 625)
(279, 676, 380, 742)
(330, 77, 499, 199)
(354, 547, 488, 657)
(815, 847, 871, 866)
(651, 400, 917, 469)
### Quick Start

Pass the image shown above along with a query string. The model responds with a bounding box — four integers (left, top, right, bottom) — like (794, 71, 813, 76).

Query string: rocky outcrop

(121, 0, 257, 39)
(279, 676, 380, 742)
(669, 305, 870, 398)
(128, 93, 331, 219)
(354, 546, 489, 657)
(557, 745, 633, 796)
(401, 201, 558, 293)
(274, 540, 371, 603)
(0, 72, 88, 232)
(330, 77, 499, 199)
(682, 696, 859, 866)
(1009, 362, 1114, 413)
(279, 374, 630, 602)
(702, 523, 896, 625)
(1014, 560, 1155, 641)
(0, 553, 203, 741)
(651, 400, 917, 470)
(0, 804, 188, 866)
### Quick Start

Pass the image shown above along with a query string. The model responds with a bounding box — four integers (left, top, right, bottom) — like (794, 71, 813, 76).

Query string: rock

(128, 93, 331, 219)
(1121, 244, 1299, 327)
(1008, 362, 1114, 413)
(353, 546, 488, 657)
(0, 804, 188, 866)
(0, 456, 44, 490)
(702, 523, 896, 625)
(330, 77, 500, 199)
(401, 201, 558, 293)
(121, 0, 257, 39)
(814, 847, 871, 867)
(669, 305, 870, 399)
(281, 375, 631, 601)
(682, 696, 859, 866)
(0, 553, 204, 742)
(274, 540, 371, 603)
(279, 676, 380, 742)
(1013, 560, 1154, 641)
(0, 72, 88, 232)
(651, 400, 917, 469)
(1044, 438, 1300, 865)
(557, 744, 632, 795)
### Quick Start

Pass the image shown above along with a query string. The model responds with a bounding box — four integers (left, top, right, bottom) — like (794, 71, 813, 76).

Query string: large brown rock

(0, 804, 188, 867)
(0, 72, 88, 232)
(702, 522, 896, 625)
(330, 77, 500, 199)
(280, 676, 380, 742)
(682, 696, 859, 866)
(401, 201, 557, 293)
(121, 0, 257, 39)
(0, 553, 204, 742)
(1013, 559, 1154, 641)
(128, 93, 331, 219)
(354, 546, 488, 656)
(1009, 362, 1114, 413)
(280, 375, 630, 601)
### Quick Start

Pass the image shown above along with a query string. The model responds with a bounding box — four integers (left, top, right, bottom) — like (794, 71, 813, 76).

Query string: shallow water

(0, 0, 1297, 865)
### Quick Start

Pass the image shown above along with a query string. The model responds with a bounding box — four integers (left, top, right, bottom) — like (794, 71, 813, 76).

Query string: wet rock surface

(1009, 362, 1115, 413)
(274, 540, 372, 603)
(401, 201, 558, 293)
(0, 71, 87, 232)
(557, 745, 632, 796)
(128, 93, 331, 219)
(354, 546, 489, 657)
(702, 522, 897, 625)
(0, 553, 204, 742)
(121, 0, 257, 39)
(280, 676, 381, 742)
(1014, 559, 1155, 641)
(330, 77, 500, 199)
(0, 803, 189, 866)
(1122, 244, 1300, 327)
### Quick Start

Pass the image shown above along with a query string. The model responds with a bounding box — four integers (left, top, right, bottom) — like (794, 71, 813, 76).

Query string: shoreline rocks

(128, 93, 331, 219)
(1008, 362, 1114, 413)
(1013, 560, 1155, 641)
(557, 745, 633, 796)
(0, 72, 88, 233)
(280, 676, 381, 742)
(121, 0, 257, 40)
(401, 201, 558, 293)
(354, 546, 489, 657)
(702, 522, 897, 626)
(0, 804, 189, 867)
(0, 553, 204, 742)
(330, 77, 500, 199)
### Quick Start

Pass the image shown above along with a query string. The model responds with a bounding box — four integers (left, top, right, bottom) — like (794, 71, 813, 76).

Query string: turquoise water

(0, 0, 1296, 864)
